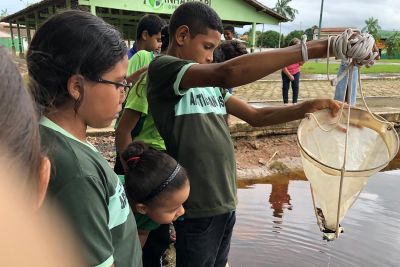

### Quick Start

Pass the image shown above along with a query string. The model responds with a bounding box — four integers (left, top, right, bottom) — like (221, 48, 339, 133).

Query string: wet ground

(230, 170, 400, 267)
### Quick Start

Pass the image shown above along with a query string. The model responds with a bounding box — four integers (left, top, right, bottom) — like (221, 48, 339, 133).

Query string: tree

(257, 30, 280, 48)
(274, 0, 298, 21)
(283, 30, 304, 47)
(385, 32, 400, 58)
(273, 0, 298, 48)
(0, 9, 8, 19)
(362, 17, 381, 38)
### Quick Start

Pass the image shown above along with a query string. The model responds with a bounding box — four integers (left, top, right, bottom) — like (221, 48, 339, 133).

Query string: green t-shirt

(127, 50, 153, 77)
(117, 175, 160, 231)
(124, 75, 166, 151)
(134, 213, 160, 231)
(114, 50, 154, 130)
(147, 55, 237, 218)
(40, 117, 142, 267)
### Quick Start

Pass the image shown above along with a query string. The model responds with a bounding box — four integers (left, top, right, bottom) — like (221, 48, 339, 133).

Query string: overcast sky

(255, 0, 400, 34)
(2, 0, 399, 34)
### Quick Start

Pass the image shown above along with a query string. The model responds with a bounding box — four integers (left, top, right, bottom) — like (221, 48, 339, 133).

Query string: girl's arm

(282, 67, 294, 81)
(115, 109, 141, 155)
(127, 66, 148, 84)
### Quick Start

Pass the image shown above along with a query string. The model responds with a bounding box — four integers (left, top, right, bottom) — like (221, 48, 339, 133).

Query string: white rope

(307, 29, 381, 239)
(301, 34, 308, 62)
(328, 29, 391, 125)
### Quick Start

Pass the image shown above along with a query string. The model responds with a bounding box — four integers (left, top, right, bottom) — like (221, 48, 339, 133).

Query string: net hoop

(297, 108, 399, 177)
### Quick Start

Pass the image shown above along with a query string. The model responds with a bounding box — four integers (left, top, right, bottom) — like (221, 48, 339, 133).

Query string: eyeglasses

(95, 78, 132, 94)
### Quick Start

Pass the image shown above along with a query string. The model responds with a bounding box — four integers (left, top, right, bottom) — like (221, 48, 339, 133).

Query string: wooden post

(251, 22, 256, 53)
(9, 22, 16, 55)
(16, 22, 23, 57)
(34, 11, 39, 30)
(26, 19, 32, 45)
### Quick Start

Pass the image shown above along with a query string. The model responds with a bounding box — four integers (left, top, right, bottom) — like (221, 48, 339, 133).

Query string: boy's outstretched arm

(180, 39, 330, 89)
(226, 96, 341, 127)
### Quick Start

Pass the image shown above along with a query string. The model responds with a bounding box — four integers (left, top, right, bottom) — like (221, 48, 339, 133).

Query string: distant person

(334, 60, 358, 105)
(281, 38, 304, 104)
(223, 25, 235, 40)
(160, 24, 169, 54)
(28, 10, 142, 267)
(213, 39, 248, 124)
(213, 40, 248, 92)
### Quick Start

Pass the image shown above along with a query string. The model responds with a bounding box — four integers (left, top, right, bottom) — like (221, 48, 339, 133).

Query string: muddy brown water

(229, 160, 400, 267)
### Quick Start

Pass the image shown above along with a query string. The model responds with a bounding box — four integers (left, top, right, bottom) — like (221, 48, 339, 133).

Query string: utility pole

(317, 0, 324, 39)
(278, 22, 282, 48)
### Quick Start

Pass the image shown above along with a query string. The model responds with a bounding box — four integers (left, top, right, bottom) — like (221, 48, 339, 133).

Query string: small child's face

(181, 28, 221, 64)
(223, 30, 234, 41)
(141, 181, 190, 224)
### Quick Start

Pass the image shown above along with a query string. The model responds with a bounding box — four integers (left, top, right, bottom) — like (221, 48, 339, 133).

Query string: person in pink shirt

(281, 38, 303, 104)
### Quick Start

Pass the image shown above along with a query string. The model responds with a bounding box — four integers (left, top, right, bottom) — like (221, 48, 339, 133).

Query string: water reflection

(269, 178, 292, 218)
(230, 170, 400, 267)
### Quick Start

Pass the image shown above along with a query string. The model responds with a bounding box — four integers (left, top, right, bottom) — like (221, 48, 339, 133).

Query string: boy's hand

(289, 75, 295, 81)
(305, 99, 343, 117)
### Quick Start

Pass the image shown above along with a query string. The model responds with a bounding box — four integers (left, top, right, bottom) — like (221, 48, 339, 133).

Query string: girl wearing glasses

(27, 10, 142, 267)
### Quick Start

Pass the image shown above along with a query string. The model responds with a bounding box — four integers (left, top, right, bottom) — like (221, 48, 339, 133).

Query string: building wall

(0, 37, 25, 52)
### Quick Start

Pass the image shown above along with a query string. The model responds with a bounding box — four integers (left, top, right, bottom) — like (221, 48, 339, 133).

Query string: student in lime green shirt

(115, 50, 170, 267)
(114, 25, 171, 267)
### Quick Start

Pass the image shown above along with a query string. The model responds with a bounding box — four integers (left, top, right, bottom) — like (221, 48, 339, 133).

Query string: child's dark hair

(160, 25, 169, 53)
(213, 40, 248, 63)
(169, 2, 223, 41)
(136, 14, 166, 40)
(224, 25, 235, 34)
(0, 47, 42, 182)
(122, 142, 188, 205)
(27, 10, 127, 115)
(289, 37, 301, 46)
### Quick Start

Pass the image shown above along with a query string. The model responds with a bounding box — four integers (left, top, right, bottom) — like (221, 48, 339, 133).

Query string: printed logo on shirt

(175, 87, 227, 116)
(108, 179, 130, 229)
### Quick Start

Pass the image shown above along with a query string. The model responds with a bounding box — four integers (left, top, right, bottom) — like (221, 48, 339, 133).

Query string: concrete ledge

(230, 113, 400, 139)
(88, 97, 400, 138)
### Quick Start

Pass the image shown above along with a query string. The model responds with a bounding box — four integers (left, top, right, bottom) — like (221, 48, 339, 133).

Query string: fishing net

(297, 29, 399, 240)
(298, 108, 399, 239)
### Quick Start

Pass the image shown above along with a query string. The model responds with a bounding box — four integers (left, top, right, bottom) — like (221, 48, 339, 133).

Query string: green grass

(301, 62, 400, 74)
(378, 59, 400, 63)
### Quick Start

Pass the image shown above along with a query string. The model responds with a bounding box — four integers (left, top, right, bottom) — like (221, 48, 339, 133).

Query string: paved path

(88, 77, 400, 135)
(234, 78, 400, 102)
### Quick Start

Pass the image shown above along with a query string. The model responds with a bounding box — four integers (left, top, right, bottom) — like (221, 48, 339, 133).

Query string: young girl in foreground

(122, 141, 190, 248)
(28, 10, 142, 267)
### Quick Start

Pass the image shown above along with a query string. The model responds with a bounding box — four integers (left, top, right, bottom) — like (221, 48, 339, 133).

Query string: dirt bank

(88, 133, 304, 180)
